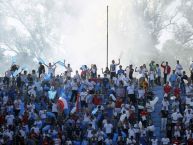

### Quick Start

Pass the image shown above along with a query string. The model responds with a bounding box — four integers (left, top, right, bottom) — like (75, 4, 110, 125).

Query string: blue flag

(92, 107, 98, 115)
(57, 61, 65, 67)
(13, 67, 22, 77)
(48, 90, 56, 99)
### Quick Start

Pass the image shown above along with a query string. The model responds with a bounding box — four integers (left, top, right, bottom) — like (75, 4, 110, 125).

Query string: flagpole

(107, 5, 109, 68)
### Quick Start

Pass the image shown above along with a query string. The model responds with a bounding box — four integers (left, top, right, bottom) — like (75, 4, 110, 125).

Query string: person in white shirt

(70, 78, 78, 102)
(97, 129, 104, 143)
(73, 70, 81, 82)
(64, 63, 73, 78)
(110, 59, 120, 79)
(147, 123, 155, 138)
(87, 124, 94, 139)
(3, 129, 13, 141)
(104, 121, 113, 136)
(151, 136, 158, 145)
(138, 87, 145, 99)
(31, 126, 40, 135)
(183, 109, 193, 127)
(161, 135, 170, 145)
(174, 124, 181, 138)
(52, 102, 58, 116)
(185, 128, 192, 140)
(80, 89, 88, 108)
(126, 136, 136, 145)
(45, 62, 57, 76)
(27, 102, 35, 112)
(53, 136, 61, 145)
(135, 66, 143, 77)
(142, 64, 148, 78)
(149, 71, 155, 88)
(5, 113, 15, 126)
(128, 126, 136, 139)
(175, 60, 183, 76)
(162, 97, 169, 111)
(186, 82, 193, 96)
(19, 127, 27, 139)
(40, 71, 46, 82)
(171, 110, 183, 126)
(127, 81, 135, 103)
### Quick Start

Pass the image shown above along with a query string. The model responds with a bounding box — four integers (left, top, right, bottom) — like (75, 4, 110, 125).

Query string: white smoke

(0, 0, 157, 75)
(44, 0, 155, 74)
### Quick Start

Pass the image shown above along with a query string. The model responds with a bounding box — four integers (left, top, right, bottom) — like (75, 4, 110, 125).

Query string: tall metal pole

(107, 5, 109, 68)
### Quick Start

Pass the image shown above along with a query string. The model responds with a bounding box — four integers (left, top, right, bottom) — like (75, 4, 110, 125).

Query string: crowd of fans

(0, 59, 193, 145)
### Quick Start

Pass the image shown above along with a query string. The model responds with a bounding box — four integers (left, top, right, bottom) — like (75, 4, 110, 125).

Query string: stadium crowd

(0, 59, 193, 145)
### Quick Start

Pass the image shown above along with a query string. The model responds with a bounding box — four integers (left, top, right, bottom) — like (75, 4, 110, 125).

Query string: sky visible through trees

(0, 0, 193, 75)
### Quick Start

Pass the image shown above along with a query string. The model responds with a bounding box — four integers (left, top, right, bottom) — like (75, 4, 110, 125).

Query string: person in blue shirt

(169, 70, 177, 88)
(117, 65, 125, 76)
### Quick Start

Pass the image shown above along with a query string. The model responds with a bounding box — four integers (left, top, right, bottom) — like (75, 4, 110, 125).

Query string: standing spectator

(149, 71, 155, 88)
(169, 70, 177, 88)
(45, 62, 57, 77)
(110, 59, 120, 79)
(160, 106, 168, 131)
(161, 61, 171, 84)
(174, 86, 181, 98)
(155, 64, 161, 85)
(140, 108, 149, 128)
(117, 65, 125, 76)
(38, 62, 45, 78)
(149, 61, 156, 72)
(103, 120, 113, 138)
(151, 136, 158, 145)
(181, 71, 188, 95)
(125, 65, 134, 80)
(90, 64, 97, 78)
(65, 64, 73, 78)
(127, 81, 135, 104)
(163, 82, 171, 96)
(161, 135, 170, 145)
(70, 78, 78, 102)
(175, 60, 183, 76)
(102, 67, 110, 78)
(190, 61, 193, 84)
